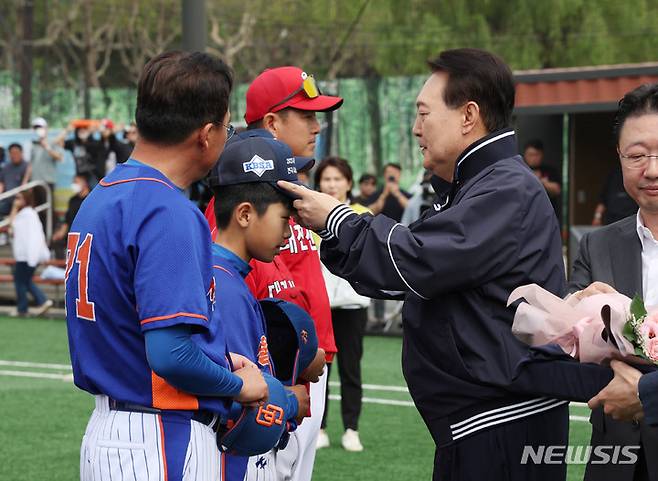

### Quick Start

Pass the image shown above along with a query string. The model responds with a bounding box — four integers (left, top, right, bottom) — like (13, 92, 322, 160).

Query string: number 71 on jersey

(65, 232, 96, 321)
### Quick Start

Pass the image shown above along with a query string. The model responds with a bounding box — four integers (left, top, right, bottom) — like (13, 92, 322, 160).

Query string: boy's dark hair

(524, 139, 544, 152)
(428, 48, 515, 133)
(136, 51, 233, 145)
(213, 183, 293, 230)
(8, 143, 22, 151)
(613, 83, 658, 144)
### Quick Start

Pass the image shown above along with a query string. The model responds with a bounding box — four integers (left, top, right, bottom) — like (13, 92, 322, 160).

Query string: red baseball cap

(101, 118, 114, 130)
(245, 66, 343, 124)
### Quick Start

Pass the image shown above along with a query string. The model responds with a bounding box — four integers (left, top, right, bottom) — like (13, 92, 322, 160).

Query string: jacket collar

(430, 128, 517, 211)
(454, 128, 517, 184)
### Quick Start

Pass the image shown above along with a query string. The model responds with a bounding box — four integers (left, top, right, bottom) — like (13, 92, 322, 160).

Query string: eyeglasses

(270, 74, 321, 110)
(619, 153, 658, 170)
(219, 122, 235, 141)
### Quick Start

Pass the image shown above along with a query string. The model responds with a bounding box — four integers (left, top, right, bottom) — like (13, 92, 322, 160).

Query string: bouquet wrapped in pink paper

(507, 284, 658, 366)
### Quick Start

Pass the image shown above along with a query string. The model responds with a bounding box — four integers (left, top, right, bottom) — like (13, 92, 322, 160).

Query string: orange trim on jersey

(151, 371, 199, 410)
(220, 452, 226, 481)
(99, 177, 174, 189)
(212, 265, 234, 277)
(140, 312, 208, 325)
(157, 414, 169, 481)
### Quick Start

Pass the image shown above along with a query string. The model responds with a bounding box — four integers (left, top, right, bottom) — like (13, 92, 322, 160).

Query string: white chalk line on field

(329, 380, 409, 393)
(329, 394, 414, 407)
(0, 359, 591, 422)
(0, 369, 73, 381)
(0, 359, 72, 370)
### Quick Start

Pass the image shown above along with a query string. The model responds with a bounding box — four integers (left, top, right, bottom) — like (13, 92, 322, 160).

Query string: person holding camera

(30, 117, 63, 227)
(30, 117, 63, 189)
(366, 163, 411, 222)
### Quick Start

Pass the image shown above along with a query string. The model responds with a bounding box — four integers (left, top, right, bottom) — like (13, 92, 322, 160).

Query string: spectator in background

(592, 164, 638, 225)
(0, 146, 6, 166)
(62, 124, 103, 182)
(366, 163, 411, 325)
(7, 189, 52, 317)
(0, 143, 31, 216)
(51, 173, 91, 257)
(30, 117, 63, 225)
(401, 169, 436, 226)
(97, 119, 124, 176)
(114, 122, 138, 164)
(353, 173, 376, 205)
(523, 139, 562, 220)
(366, 163, 411, 221)
(314, 157, 371, 453)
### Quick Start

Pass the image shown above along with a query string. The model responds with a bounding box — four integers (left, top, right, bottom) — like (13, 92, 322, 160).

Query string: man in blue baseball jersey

(66, 51, 268, 481)
(207, 136, 313, 481)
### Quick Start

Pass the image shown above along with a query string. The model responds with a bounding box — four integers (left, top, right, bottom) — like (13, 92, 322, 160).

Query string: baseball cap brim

(295, 156, 315, 172)
(270, 179, 304, 200)
(273, 94, 343, 115)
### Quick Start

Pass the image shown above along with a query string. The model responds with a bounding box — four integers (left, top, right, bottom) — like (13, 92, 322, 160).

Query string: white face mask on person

(71, 183, 83, 194)
(34, 127, 46, 140)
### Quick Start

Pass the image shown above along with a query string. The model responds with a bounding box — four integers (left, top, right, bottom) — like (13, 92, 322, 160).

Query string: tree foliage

(0, 0, 657, 106)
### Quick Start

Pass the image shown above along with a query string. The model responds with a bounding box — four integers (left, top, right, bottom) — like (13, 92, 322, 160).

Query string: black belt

(191, 410, 220, 431)
(108, 399, 220, 432)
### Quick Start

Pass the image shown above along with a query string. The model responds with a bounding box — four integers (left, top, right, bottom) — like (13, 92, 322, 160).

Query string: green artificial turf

(0, 317, 591, 481)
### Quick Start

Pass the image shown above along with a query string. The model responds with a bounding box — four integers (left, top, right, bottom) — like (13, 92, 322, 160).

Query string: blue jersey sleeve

(144, 325, 243, 397)
(135, 203, 213, 332)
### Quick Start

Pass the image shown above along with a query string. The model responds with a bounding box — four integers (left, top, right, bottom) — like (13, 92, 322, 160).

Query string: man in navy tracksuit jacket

(279, 48, 615, 481)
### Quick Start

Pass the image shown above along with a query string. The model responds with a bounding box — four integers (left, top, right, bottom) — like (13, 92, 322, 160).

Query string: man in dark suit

(570, 83, 658, 481)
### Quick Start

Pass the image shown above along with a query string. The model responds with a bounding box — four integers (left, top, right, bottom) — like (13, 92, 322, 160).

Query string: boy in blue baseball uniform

(208, 136, 314, 481)
(66, 51, 268, 481)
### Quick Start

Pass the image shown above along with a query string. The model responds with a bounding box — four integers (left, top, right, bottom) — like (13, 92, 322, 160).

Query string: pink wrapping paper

(507, 284, 639, 364)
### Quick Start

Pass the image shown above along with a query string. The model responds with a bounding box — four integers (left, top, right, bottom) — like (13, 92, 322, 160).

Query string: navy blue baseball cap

(208, 135, 313, 198)
(259, 298, 319, 386)
(218, 372, 290, 456)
